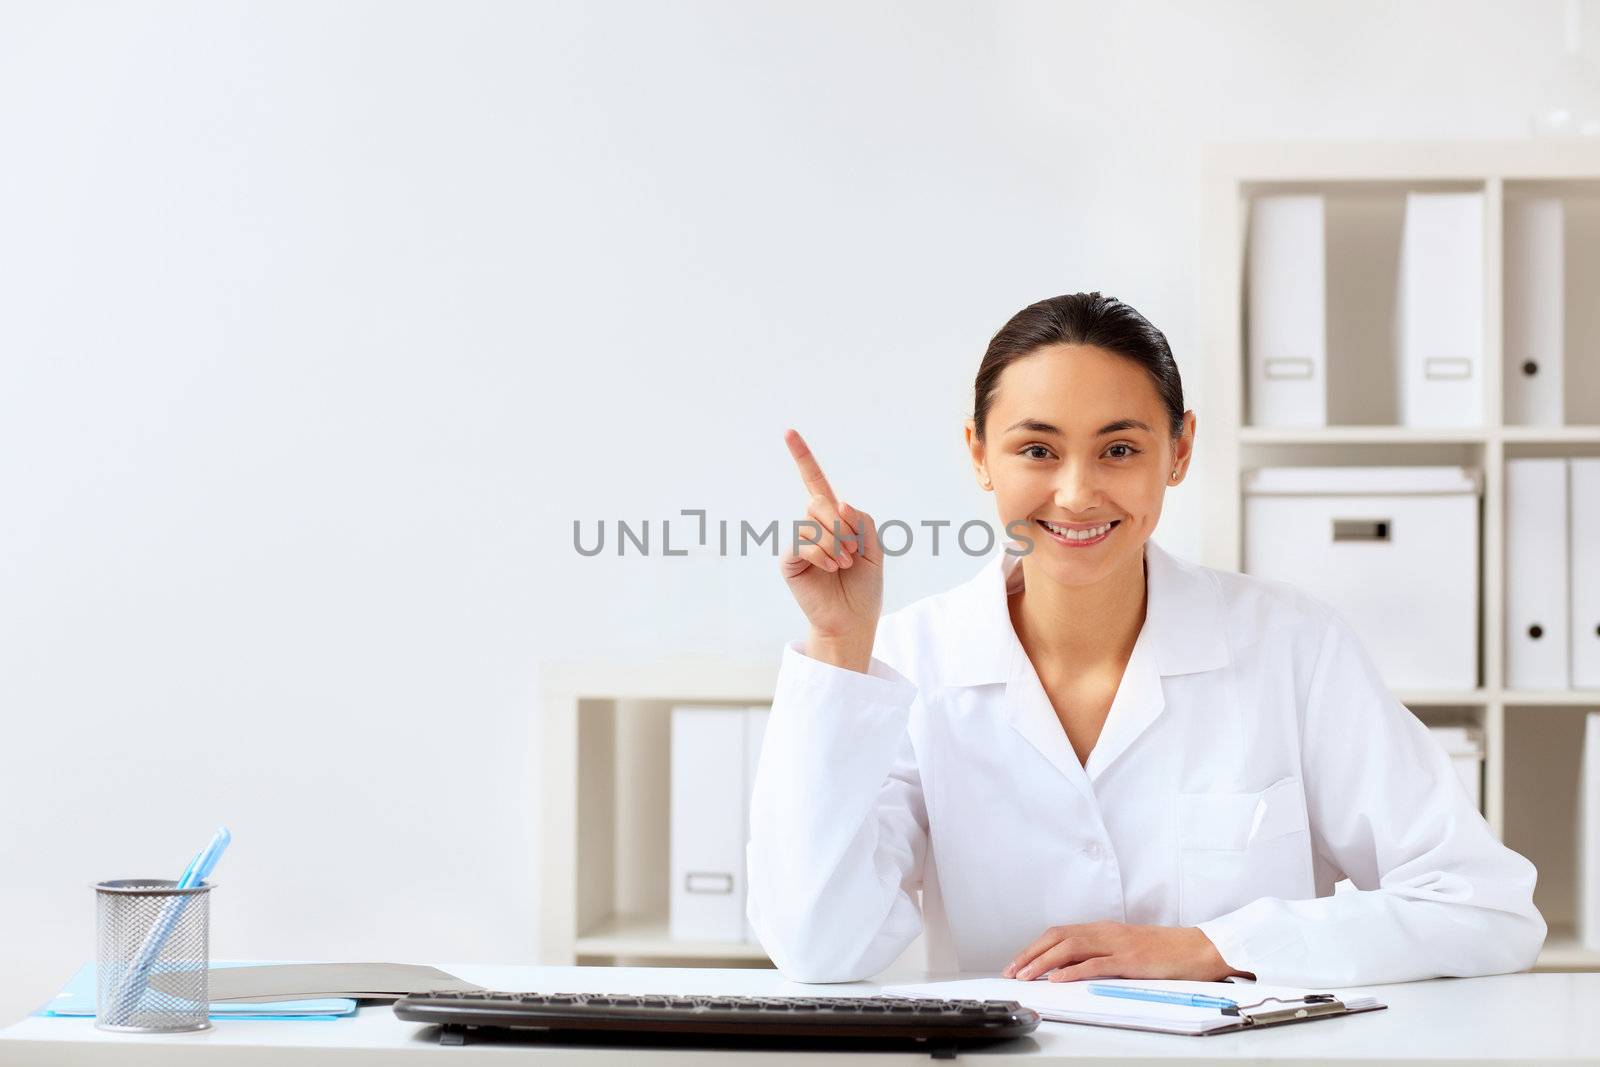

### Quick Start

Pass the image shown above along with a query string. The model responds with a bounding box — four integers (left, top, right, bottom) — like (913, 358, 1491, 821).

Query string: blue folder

(39, 962, 357, 1020)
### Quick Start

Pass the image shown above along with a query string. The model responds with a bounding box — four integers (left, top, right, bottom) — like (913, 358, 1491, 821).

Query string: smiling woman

(748, 292, 1547, 989)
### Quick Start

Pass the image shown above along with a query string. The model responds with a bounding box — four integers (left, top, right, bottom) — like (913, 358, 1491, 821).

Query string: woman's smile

(1037, 517, 1121, 547)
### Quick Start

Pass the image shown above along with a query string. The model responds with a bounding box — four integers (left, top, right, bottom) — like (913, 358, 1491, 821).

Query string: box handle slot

(1331, 518, 1391, 543)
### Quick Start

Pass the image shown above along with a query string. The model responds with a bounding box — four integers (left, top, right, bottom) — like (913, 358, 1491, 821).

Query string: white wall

(0, 0, 1577, 1021)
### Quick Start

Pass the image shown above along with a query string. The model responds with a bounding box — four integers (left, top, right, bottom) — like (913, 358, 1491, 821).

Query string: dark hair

(972, 292, 1185, 441)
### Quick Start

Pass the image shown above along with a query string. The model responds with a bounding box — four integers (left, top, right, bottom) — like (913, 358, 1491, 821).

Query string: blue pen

(1087, 983, 1238, 1011)
(106, 827, 232, 1020)
(176, 826, 232, 889)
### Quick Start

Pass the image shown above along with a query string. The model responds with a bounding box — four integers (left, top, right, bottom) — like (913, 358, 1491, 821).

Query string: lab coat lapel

(1084, 539, 1230, 782)
(933, 550, 1099, 801)
(1082, 626, 1162, 783)
(1003, 639, 1098, 803)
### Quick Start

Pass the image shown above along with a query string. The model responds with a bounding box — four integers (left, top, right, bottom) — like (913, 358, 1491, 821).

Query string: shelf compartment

(541, 662, 779, 968)
(1502, 182, 1600, 427)
(1242, 181, 1489, 431)
(1503, 703, 1597, 959)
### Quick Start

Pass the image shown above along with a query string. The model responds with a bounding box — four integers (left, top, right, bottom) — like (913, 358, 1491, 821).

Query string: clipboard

(1137, 993, 1388, 1036)
(882, 978, 1388, 1036)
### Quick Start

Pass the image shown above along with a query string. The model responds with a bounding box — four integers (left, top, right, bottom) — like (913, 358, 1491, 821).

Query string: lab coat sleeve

(1197, 611, 1547, 987)
(745, 639, 926, 983)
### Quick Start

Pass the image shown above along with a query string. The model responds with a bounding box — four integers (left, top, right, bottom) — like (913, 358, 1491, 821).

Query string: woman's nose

(1053, 459, 1102, 514)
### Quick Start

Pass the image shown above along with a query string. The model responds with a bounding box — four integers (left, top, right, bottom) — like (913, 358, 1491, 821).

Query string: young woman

(745, 292, 1545, 988)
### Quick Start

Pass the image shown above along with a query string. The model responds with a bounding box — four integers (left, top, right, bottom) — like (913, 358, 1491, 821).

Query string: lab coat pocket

(1177, 776, 1314, 926)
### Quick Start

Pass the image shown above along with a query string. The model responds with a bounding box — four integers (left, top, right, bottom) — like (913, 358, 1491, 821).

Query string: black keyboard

(393, 989, 1040, 1054)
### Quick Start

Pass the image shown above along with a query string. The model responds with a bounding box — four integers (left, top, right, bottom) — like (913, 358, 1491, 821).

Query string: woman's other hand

(1002, 921, 1253, 983)
(779, 428, 883, 673)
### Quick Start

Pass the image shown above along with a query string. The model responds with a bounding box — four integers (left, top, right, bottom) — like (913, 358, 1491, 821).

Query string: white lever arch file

(1396, 191, 1485, 427)
(1504, 196, 1565, 427)
(1505, 458, 1571, 689)
(1247, 195, 1327, 427)
(1571, 459, 1600, 689)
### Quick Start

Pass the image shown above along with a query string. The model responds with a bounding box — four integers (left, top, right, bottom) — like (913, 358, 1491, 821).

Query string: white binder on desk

(1247, 195, 1327, 427)
(1573, 459, 1600, 688)
(1503, 197, 1565, 427)
(1396, 191, 1485, 427)
(1505, 459, 1571, 689)
(670, 706, 749, 942)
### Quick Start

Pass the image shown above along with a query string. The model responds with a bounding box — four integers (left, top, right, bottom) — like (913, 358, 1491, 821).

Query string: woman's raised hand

(780, 429, 883, 673)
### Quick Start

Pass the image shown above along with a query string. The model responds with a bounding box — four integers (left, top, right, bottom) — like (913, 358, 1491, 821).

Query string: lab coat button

(1081, 842, 1104, 860)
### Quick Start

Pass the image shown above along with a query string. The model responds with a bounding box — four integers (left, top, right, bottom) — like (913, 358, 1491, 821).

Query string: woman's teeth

(1038, 519, 1116, 541)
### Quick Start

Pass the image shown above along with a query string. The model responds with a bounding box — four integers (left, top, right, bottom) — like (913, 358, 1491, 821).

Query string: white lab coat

(745, 538, 1545, 987)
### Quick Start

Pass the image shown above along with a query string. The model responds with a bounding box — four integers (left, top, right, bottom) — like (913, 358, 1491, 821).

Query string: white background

(0, 0, 1584, 1022)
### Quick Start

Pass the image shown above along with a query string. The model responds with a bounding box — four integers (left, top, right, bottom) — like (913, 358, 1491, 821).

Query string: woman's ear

(964, 418, 993, 491)
(1168, 411, 1197, 484)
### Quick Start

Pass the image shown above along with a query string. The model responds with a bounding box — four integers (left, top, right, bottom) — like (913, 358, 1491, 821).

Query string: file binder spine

(1397, 192, 1486, 428)
(1247, 195, 1327, 427)
(1572, 459, 1600, 688)
(1504, 197, 1566, 427)
(1505, 459, 1572, 689)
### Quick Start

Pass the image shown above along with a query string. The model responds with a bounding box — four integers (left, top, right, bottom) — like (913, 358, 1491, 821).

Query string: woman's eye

(1022, 445, 1054, 460)
(1105, 443, 1141, 459)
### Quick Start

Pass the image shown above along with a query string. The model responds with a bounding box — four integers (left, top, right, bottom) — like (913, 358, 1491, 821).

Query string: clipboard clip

(1221, 993, 1337, 1017)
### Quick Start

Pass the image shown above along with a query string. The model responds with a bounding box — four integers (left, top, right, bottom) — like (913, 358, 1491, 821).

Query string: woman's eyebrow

(1003, 417, 1153, 436)
(1095, 418, 1153, 435)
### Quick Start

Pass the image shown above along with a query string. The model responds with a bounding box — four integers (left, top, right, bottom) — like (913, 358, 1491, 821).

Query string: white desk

(3, 965, 1598, 1065)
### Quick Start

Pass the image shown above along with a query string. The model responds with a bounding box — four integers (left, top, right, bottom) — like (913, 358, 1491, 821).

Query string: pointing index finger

(784, 428, 838, 504)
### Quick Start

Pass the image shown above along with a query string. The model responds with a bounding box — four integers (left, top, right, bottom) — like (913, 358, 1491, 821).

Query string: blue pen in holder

(94, 879, 213, 1033)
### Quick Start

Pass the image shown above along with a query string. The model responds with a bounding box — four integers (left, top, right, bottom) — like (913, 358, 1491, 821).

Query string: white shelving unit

(537, 659, 779, 968)
(1201, 140, 1600, 972)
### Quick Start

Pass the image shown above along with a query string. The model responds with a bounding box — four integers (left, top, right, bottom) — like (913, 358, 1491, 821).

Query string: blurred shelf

(1239, 426, 1488, 445)
(1392, 690, 1600, 707)
(575, 913, 771, 962)
(1503, 691, 1600, 707)
(1537, 926, 1600, 971)
(1238, 425, 1600, 446)
(1501, 426, 1600, 444)
(1395, 689, 1490, 707)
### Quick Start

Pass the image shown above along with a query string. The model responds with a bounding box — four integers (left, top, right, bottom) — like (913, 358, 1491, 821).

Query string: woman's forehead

(988, 345, 1165, 427)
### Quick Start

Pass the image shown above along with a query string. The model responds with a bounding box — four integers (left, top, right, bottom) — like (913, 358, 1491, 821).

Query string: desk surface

(3, 964, 1598, 1065)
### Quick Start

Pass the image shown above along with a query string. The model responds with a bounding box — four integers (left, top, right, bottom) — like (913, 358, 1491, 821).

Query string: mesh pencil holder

(94, 879, 212, 1033)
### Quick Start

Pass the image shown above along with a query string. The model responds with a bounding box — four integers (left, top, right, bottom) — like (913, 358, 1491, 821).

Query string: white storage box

(1243, 466, 1481, 691)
